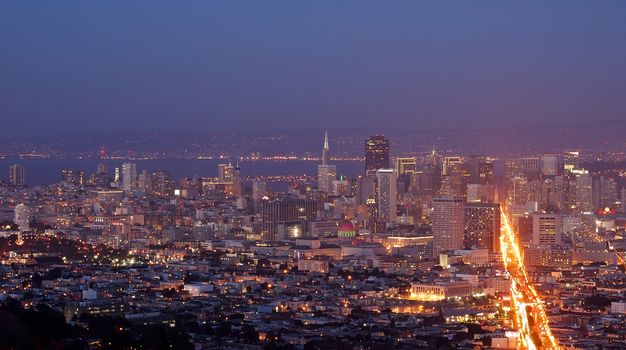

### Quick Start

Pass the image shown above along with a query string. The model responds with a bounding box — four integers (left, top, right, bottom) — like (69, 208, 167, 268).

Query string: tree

(584, 294, 611, 310)
(242, 324, 259, 343)
(31, 272, 43, 288)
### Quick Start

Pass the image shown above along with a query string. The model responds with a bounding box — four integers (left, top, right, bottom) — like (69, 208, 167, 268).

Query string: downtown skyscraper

(9, 164, 25, 187)
(317, 131, 336, 193)
(376, 169, 397, 223)
(432, 196, 465, 257)
(365, 135, 389, 174)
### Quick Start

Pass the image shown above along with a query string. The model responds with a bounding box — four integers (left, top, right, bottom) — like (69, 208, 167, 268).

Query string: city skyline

(2, 2, 626, 350)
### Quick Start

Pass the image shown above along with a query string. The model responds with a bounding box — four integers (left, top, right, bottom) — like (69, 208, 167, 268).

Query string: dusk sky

(2, 1, 626, 136)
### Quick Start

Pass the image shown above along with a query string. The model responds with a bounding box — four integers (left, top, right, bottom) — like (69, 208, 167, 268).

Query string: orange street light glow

(499, 207, 559, 350)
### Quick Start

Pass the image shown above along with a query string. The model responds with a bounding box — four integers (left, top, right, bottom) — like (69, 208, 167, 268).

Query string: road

(500, 208, 559, 350)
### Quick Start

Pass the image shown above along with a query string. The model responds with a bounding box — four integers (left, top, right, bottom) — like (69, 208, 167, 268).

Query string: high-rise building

(432, 196, 464, 257)
(218, 163, 234, 182)
(439, 161, 467, 198)
(365, 135, 389, 173)
(321, 131, 330, 166)
(376, 169, 397, 223)
(442, 156, 462, 176)
(260, 198, 317, 240)
(395, 157, 417, 176)
(121, 163, 137, 193)
(354, 173, 375, 205)
(97, 162, 108, 175)
(9, 164, 25, 187)
(466, 184, 483, 203)
(14, 203, 30, 231)
(564, 151, 580, 172)
(61, 170, 85, 187)
(532, 213, 562, 245)
(517, 215, 534, 243)
(411, 164, 440, 199)
(233, 164, 243, 197)
(137, 170, 151, 193)
(90, 163, 111, 187)
(465, 157, 495, 202)
(540, 155, 561, 177)
(318, 165, 336, 193)
(520, 157, 541, 172)
(318, 132, 336, 193)
(592, 176, 617, 210)
(464, 202, 500, 253)
(252, 180, 267, 200)
(332, 178, 350, 196)
(510, 176, 528, 206)
(573, 169, 593, 213)
(539, 176, 565, 211)
(151, 170, 172, 198)
(478, 162, 494, 185)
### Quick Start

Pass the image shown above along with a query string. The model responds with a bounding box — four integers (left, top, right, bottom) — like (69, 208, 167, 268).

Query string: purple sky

(1, 1, 626, 136)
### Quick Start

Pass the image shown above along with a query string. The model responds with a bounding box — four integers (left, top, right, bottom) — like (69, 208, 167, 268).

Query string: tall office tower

(376, 169, 397, 223)
(442, 156, 462, 176)
(562, 171, 578, 212)
(332, 178, 350, 196)
(411, 164, 440, 199)
(539, 176, 565, 211)
(477, 161, 494, 185)
(540, 155, 561, 177)
(91, 163, 111, 187)
(233, 164, 244, 197)
(465, 155, 487, 182)
(573, 169, 593, 213)
(252, 180, 267, 200)
(532, 213, 562, 245)
(317, 132, 336, 193)
(519, 157, 541, 179)
(397, 173, 411, 195)
(517, 215, 534, 243)
(465, 157, 495, 202)
(365, 135, 389, 173)
(432, 196, 464, 257)
(396, 158, 416, 195)
(466, 184, 483, 203)
(592, 176, 617, 210)
(318, 165, 336, 193)
(356, 173, 377, 205)
(121, 162, 137, 193)
(137, 169, 151, 193)
(564, 151, 580, 172)
(218, 163, 234, 181)
(97, 162, 108, 175)
(114, 167, 120, 183)
(321, 130, 330, 165)
(439, 161, 467, 198)
(61, 170, 85, 187)
(9, 164, 25, 187)
(510, 176, 528, 206)
(428, 146, 439, 166)
(14, 204, 30, 232)
(151, 170, 172, 198)
(395, 157, 417, 176)
(621, 188, 626, 213)
(260, 198, 317, 240)
(464, 202, 501, 253)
